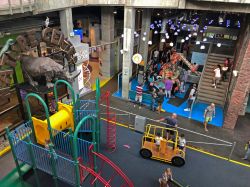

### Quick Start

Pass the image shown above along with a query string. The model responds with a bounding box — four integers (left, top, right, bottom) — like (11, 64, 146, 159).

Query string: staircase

(197, 53, 234, 106)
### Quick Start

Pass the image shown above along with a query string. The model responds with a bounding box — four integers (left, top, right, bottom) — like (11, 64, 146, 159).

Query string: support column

(100, 7, 115, 78)
(122, 7, 135, 99)
(139, 9, 151, 71)
(59, 8, 73, 38)
(224, 40, 250, 129)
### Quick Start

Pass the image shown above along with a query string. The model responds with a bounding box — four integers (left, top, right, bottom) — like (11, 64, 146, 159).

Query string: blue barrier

(15, 140, 32, 165)
(55, 154, 76, 185)
(77, 138, 92, 164)
(32, 144, 53, 175)
(53, 129, 73, 158)
(75, 100, 96, 119)
(8, 106, 96, 186)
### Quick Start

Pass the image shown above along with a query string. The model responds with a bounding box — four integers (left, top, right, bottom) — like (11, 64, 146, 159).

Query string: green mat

(0, 163, 32, 187)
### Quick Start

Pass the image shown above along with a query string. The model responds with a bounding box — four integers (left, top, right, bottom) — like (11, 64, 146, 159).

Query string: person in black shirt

(157, 88, 165, 114)
(157, 113, 178, 128)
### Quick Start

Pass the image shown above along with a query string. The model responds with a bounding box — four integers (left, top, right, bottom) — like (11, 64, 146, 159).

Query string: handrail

(89, 145, 134, 187)
(53, 79, 76, 111)
(196, 42, 213, 103)
(78, 157, 111, 187)
(25, 93, 52, 143)
(73, 115, 97, 187)
(178, 53, 200, 76)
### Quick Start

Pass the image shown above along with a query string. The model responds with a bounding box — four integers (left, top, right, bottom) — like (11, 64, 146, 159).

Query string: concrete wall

(1, 0, 250, 15)
(35, 0, 86, 13)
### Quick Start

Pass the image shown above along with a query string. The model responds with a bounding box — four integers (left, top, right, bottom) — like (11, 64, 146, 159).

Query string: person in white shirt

(184, 84, 197, 112)
(155, 132, 163, 151)
(178, 134, 186, 150)
(212, 65, 221, 88)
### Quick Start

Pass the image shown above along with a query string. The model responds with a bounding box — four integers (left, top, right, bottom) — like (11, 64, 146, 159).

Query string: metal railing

(196, 42, 213, 103)
(0, 0, 35, 15)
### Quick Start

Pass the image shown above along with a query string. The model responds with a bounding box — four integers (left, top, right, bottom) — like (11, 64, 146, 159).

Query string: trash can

(134, 115, 146, 133)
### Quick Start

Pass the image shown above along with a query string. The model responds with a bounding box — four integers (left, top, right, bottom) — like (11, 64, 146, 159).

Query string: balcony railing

(190, 0, 249, 3)
(0, 0, 35, 15)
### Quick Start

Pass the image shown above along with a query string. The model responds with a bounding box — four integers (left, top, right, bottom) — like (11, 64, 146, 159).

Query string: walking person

(165, 77, 173, 99)
(184, 84, 197, 112)
(221, 63, 228, 81)
(203, 103, 215, 132)
(134, 83, 143, 109)
(157, 87, 165, 114)
(151, 88, 158, 112)
(242, 140, 250, 160)
(157, 113, 178, 130)
(212, 65, 221, 88)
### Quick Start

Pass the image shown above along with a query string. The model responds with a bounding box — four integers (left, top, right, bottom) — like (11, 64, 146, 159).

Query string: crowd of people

(134, 47, 199, 114)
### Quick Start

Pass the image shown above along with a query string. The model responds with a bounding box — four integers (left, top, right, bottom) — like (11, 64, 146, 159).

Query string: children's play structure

(140, 124, 186, 167)
(6, 79, 133, 187)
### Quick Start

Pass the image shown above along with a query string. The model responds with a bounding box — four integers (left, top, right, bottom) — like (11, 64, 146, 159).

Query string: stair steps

(197, 53, 233, 106)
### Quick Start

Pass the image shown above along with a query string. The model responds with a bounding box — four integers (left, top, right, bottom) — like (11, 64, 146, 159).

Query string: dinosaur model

(20, 55, 80, 88)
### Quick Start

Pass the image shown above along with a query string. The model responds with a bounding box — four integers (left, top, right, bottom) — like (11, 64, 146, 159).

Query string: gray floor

(98, 123, 250, 187)
(0, 152, 15, 179)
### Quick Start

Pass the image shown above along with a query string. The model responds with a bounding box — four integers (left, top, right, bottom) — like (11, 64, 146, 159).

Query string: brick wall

(224, 40, 250, 129)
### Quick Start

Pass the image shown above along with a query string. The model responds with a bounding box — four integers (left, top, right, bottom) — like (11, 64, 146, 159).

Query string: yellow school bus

(140, 124, 186, 167)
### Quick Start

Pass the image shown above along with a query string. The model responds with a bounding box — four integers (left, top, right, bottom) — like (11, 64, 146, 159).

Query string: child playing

(178, 134, 186, 150)
(45, 139, 57, 159)
(159, 168, 173, 187)
(134, 83, 143, 109)
(155, 132, 163, 151)
(151, 88, 158, 112)
(180, 81, 185, 93)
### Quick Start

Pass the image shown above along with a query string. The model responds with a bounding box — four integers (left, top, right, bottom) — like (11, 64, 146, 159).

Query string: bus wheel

(140, 148, 152, 159)
(171, 156, 185, 167)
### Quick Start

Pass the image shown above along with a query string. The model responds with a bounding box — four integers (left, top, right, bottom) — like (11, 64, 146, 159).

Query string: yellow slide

(32, 102, 74, 145)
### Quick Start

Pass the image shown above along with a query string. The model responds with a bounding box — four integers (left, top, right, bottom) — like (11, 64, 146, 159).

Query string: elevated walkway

(0, 0, 35, 15)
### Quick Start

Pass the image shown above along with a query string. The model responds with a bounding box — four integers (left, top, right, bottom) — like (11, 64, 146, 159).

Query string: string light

(169, 42, 174, 47)
(185, 36, 189, 40)
(217, 43, 222, 47)
(188, 34, 192, 37)
(174, 32, 178, 36)
(154, 30, 158, 34)
(196, 41, 200, 45)
(200, 45, 205, 49)
(161, 38, 166, 43)
(142, 37, 146, 41)
(203, 38, 207, 42)
(181, 39, 185, 43)
(148, 41, 152, 45)
(166, 35, 170, 39)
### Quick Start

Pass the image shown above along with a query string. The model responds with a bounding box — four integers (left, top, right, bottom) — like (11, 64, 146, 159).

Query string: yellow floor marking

(0, 146, 10, 157)
(2, 118, 249, 168)
(92, 77, 111, 91)
(101, 118, 250, 168)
